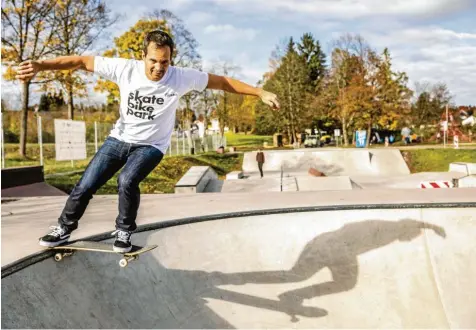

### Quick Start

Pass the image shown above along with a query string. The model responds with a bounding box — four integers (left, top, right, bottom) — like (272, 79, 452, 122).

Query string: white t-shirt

(94, 56, 209, 153)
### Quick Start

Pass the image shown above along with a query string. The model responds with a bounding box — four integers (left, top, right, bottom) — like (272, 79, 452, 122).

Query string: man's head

(142, 30, 175, 82)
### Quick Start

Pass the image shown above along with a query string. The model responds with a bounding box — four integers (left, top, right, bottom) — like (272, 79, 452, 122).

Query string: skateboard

(48, 241, 158, 268)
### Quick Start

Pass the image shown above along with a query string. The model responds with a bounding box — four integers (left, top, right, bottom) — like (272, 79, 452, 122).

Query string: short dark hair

(143, 30, 174, 59)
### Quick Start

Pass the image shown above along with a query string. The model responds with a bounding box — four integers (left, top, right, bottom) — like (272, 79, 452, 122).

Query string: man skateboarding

(16, 30, 280, 252)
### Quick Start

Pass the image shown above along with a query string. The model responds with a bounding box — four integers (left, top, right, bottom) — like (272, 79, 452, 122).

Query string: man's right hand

(16, 60, 41, 82)
(259, 89, 280, 110)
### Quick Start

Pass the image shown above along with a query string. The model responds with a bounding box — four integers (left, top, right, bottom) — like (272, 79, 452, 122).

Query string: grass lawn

(401, 149, 476, 173)
(225, 132, 274, 150)
(4, 143, 100, 175)
(45, 152, 243, 194)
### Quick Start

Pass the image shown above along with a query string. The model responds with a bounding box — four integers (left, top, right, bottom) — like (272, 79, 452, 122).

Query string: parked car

(304, 135, 324, 148)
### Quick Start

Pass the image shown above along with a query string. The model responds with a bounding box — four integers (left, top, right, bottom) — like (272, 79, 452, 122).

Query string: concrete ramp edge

(2, 201, 475, 279)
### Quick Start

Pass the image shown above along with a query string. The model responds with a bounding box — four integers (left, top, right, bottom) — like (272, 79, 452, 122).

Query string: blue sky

(2, 0, 476, 107)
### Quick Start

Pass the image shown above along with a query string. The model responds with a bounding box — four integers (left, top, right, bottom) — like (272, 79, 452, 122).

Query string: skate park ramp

(242, 149, 410, 177)
(2, 205, 475, 328)
(227, 149, 471, 192)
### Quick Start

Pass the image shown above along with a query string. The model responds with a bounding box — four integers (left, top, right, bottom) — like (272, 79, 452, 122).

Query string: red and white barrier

(420, 181, 453, 188)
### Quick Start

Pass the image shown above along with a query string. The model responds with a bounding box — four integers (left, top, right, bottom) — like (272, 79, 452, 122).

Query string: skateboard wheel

(54, 253, 63, 262)
(119, 259, 128, 268)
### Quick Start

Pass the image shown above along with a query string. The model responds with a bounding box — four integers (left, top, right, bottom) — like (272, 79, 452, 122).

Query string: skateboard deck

(49, 241, 158, 267)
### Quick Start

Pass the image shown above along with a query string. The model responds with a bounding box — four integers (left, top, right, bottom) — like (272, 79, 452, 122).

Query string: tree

(229, 95, 257, 133)
(208, 59, 241, 137)
(297, 32, 327, 92)
(412, 81, 452, 127)
(323, 34, 412, 146)
(364, 48, 412, 146)
(2, 0, 56, 156)
(225, 94, 248, 133)
(178, 91, 200, 132)
(189, 89, 216, 135)
(414, 92, 431, 125)
(255, 40, 287, 135)
(430, 82, 452, 117)
(195, 89, 215, 118)
(257, 38, 309, 143)
(258, 38, 287, 86)
(326, 47, 365, 146)
(324, 34, 375, 146)
(254, 37, 312, 141)
(43, 0, 117, 120)
(55, 90, 65, 107)
(38, 93, 50, 112)
(295, 33, 328, 133)
(175, 106, 195, 130)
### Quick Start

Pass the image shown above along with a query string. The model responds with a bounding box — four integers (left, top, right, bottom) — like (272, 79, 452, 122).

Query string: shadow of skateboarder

(209, 219, 446, 322)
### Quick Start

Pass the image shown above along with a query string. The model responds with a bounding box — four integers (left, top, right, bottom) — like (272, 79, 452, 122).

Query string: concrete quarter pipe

(2, 205, 475, 328)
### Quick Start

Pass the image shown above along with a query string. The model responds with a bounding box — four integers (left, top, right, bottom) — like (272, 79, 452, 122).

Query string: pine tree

(38, 94, 50, 112)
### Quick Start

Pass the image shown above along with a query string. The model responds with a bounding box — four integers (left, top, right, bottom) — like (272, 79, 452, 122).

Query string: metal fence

(167, 131, 227, 157)
(0, 115, 227, 169)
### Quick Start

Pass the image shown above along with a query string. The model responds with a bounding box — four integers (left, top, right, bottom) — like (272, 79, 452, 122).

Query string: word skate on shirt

(94, 56, 209, 153)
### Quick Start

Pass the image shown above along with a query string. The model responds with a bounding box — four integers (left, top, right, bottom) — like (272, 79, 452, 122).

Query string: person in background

(196, 114, 206, 152)
(256, 149, 265, 178)
(389, 134, 395, 144)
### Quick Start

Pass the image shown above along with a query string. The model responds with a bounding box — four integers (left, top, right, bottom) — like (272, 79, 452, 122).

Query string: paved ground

(2, 195, 475, 328)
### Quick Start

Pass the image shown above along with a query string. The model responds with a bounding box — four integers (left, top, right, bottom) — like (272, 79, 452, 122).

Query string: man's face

(142, 43, 171, 82)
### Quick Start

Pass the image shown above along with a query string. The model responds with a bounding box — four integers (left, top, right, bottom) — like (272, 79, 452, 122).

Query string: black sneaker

(111, 230, 132, 253)
(39, 226, 72, 247)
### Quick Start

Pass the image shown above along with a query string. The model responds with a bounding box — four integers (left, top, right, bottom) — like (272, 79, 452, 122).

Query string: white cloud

(210, 0, 471, 19)
(203, 24, 258, 41)
(203, 24, 259, 41)
(364, 27, 476, 104)
(379, 27, 476, 46)
(201, 53, 265, 85)
(185, 11, 215, 26)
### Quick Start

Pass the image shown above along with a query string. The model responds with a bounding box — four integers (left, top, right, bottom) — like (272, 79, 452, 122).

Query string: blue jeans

(58, 137, 164, 232)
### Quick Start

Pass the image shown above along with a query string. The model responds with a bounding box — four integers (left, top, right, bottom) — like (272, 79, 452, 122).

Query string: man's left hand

(259, 90, 280, 110)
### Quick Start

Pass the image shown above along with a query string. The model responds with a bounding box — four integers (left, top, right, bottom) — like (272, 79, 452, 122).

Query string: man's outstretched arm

(207, 73, 280, 110)
(15, 56, 95, 81)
